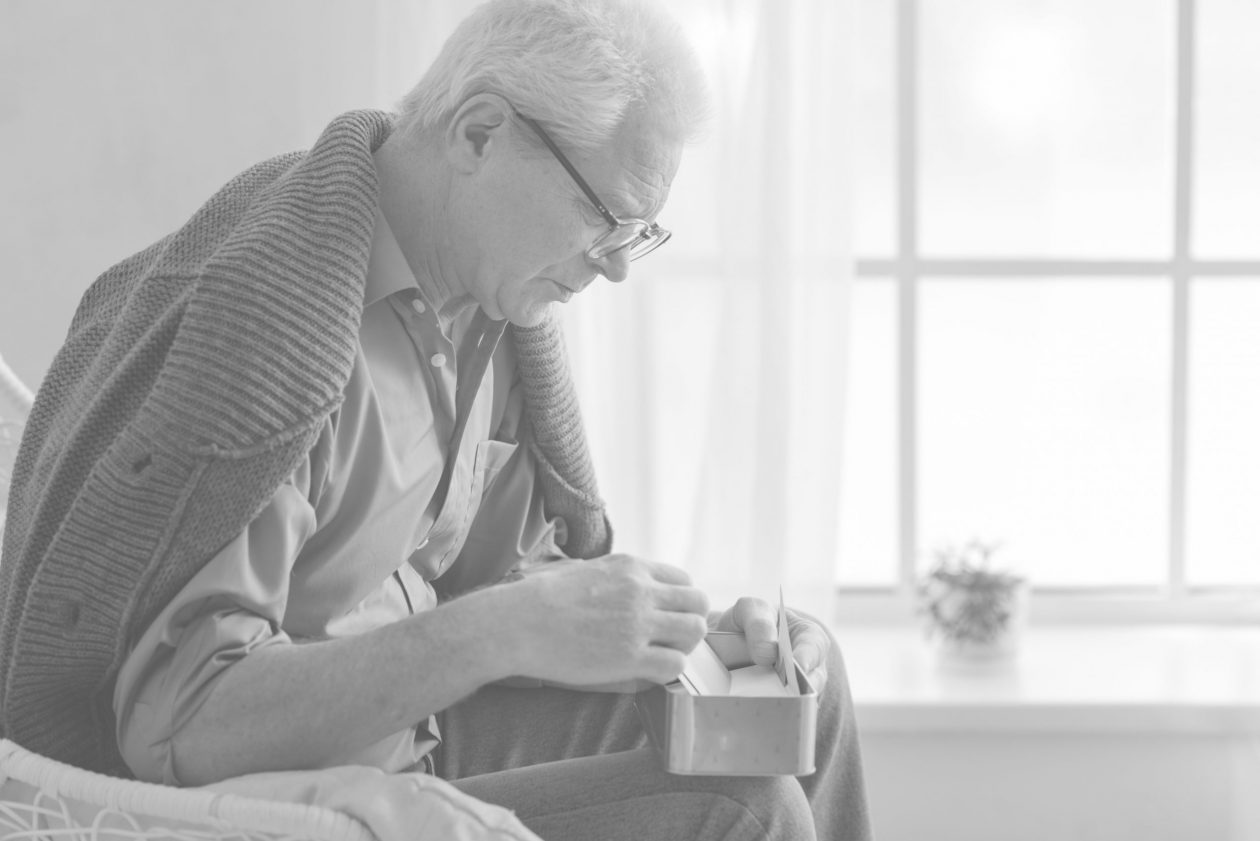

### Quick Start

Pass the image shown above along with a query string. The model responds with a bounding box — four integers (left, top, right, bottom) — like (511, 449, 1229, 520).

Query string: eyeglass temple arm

(515, 113, 621, 228)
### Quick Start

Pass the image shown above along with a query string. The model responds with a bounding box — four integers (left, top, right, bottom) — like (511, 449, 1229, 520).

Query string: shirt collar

(364, 209, 418, 307)
(366, 208, 475, 329)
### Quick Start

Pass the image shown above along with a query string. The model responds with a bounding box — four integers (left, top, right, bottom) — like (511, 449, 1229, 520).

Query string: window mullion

(1169, 0, 1196, 599)
(896, 0, 919, 598)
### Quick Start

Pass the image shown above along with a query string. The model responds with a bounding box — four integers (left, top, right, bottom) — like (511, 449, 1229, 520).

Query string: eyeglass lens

(590, 224, 670, 261)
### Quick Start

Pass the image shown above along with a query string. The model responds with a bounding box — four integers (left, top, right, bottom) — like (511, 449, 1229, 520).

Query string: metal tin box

(635, 633, 818, 776)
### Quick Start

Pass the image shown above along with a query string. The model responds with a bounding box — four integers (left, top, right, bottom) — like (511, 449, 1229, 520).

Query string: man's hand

(504, 554, 710, 688)
(710, 597, 830, 693)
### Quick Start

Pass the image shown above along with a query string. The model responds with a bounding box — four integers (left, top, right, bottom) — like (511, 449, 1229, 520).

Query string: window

(838, 0, 1260, 621)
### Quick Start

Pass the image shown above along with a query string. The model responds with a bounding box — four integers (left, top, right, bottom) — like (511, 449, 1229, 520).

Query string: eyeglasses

(515, 113, 671, 261)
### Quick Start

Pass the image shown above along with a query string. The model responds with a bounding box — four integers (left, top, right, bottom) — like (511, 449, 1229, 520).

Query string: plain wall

(861, 730, 1260, 841)
(0, 0, 465, 389)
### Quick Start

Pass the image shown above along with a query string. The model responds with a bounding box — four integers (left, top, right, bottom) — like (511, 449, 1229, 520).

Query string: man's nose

(588, 247, 630, 284)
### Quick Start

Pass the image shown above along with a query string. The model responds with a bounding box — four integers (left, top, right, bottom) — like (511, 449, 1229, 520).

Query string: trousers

(434, 630, 872, 841)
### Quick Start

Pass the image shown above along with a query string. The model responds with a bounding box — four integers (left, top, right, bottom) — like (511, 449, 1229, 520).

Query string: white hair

(396, 0, 708, 153)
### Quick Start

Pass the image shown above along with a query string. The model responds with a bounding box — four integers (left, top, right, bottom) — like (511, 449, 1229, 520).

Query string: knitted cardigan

(0, 110, 611, 775)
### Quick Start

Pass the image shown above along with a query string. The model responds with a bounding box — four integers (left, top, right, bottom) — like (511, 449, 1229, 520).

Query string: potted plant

(918, 539, 1027, 662)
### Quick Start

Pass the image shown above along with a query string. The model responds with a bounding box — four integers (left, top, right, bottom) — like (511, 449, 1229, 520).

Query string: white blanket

(208, 765, 541, 841)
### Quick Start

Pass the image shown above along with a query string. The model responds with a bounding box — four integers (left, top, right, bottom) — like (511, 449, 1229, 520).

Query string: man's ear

(445, 94, 514, 173)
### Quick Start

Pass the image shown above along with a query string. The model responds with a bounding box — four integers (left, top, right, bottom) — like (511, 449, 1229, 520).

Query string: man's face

(459, 114, 682, 327)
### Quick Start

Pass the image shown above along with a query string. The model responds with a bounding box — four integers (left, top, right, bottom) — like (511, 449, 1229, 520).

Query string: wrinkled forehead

(584, 116, 683, 221)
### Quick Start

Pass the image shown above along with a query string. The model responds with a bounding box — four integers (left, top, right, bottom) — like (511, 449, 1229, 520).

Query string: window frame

(844, 0, 1260, 624)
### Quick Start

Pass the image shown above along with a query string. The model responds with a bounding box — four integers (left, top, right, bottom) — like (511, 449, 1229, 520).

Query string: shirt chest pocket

(472, 439, 519, 500)
(415, 439, 520, 579)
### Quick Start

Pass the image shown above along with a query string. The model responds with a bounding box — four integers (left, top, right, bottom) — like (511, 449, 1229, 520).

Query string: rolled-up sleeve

(114, 471, 316, 784)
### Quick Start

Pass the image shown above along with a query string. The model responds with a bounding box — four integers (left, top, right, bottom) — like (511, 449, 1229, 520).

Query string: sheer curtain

(372, 0, 857, 619)
(561, 1, 856, 620)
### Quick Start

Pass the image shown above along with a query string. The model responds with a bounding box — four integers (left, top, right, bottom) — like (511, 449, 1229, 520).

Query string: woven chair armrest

(0, 739, 376, 841)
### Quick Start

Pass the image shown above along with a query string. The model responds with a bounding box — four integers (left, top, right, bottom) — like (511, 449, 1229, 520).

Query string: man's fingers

(732, 597, 778, 666)
(787, 613, 831, 669)
(649, 609, 709, 652)
(805, 664, 829, 694)
(652, 583, 710, 616)
(637, 646, 689, 685)
(793, 640, 824, 674)
(787, 612, 833, 690)
(639, 559, 693, 587)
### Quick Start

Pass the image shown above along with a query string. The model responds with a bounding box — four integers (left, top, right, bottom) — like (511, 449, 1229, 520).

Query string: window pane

(919, 280, 1170, 587)
(1194, 0, 1260, 258)
(1186, 280, 1260, 586)
(854, 0, 896, 257)
(919, 0, 1175, 258)
(838, 279, 898, 586)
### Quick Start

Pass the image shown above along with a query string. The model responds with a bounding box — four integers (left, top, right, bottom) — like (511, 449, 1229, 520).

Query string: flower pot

(923, 580, 1029, 664)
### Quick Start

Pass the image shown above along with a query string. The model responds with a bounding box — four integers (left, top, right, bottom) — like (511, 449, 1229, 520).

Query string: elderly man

(0, 1, 870, 839)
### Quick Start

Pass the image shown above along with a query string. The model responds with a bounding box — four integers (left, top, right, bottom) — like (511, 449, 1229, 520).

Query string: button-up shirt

(114, 211, 562, 784)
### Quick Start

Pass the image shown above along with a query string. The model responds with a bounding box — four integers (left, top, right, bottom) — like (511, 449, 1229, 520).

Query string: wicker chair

(0, 739, 375, 841)
(0, 352, 376, 841)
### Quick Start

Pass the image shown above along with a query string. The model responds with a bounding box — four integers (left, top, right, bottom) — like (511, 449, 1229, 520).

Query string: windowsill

(836, 624, 1260, 735)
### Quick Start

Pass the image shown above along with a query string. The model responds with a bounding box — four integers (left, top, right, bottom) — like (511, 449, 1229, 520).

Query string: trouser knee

(708, 775, 816, 841)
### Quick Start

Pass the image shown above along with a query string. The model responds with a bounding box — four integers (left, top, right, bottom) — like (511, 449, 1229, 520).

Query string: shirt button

(411, 298, 426, 314)
(429, 352, 447, 367)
